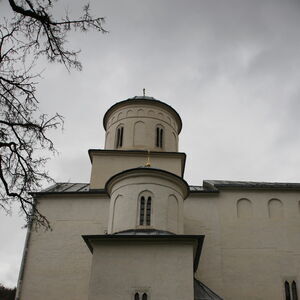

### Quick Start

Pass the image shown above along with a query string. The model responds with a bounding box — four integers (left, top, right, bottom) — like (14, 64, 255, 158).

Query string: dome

(103, 95, 182, 134)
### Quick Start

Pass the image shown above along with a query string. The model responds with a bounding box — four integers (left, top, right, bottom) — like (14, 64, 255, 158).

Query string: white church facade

(16, 96, 300, 300)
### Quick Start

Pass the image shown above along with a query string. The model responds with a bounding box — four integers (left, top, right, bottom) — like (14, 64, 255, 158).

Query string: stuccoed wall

(18, 189, 300, 300)
(88, 241, 194, 300)
(185, 189, 300, 300)
(107, 173, 185, 234)
(19, 194, 109, 300)
(89, 152, 184, 189)
(104, 104, 179, 152)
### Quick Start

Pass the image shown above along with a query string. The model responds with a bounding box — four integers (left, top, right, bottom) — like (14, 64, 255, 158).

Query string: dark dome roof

(103, 95, 182, 133)
(126, 96, 158, 101)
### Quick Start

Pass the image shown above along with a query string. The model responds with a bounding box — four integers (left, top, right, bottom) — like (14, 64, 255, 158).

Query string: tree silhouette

(0, 284, 16, 300)
(0, 0, 107, 228)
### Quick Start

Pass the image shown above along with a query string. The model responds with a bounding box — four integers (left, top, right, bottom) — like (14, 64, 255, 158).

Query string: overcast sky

(1, 0, 300, 288)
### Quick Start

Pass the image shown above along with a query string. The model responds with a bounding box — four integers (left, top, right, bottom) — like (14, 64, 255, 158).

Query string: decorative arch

(137, 109, 145, 116)
(117, 111, 123, 120)
(111, 195, 123, 232)
(237, 198, 253, 218)
(147, 110, 155, 117)
(133, 121, 146, 146)
(268, 199, 283, 219)
(167, 194, 178, 232)
(158, 112, 164, 120)
(137, 191, 153, 226)
(126, 109, 133, 117)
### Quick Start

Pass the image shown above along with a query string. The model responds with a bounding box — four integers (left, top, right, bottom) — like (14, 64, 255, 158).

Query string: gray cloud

(1, 0, 300, 286)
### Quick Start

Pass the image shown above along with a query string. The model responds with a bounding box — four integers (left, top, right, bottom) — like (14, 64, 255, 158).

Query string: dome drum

(105, 168, 189, 235)
(103, 97, 181, 152)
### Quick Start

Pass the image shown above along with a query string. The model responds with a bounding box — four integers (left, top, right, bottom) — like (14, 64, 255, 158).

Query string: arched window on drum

(115, 125, 124, 148)
(134, 291, 149, 300)
(155, 125, 164, 148)
(138, 192, 153, 226)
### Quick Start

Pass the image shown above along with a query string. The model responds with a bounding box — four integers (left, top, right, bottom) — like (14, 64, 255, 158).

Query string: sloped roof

(114, 229, 175, 235)
(35, 182, 203, 195)
(127, 96, 158, 100)
(203, 180, 300, 191)
(34, 179, 300, 195)
(103, 95, 183, 133)
(40, 183, 90, 193)
(194, 279, 223, 300)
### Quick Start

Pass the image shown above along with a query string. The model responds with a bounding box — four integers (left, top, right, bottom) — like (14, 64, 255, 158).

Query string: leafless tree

(0, 0, 107, 229)
(0, 283, 16, 300)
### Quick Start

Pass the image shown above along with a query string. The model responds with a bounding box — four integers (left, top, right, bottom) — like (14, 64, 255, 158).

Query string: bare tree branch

(0, 0, 106, 229)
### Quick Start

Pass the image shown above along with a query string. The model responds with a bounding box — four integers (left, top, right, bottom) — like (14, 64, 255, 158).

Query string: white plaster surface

(89, 151, 184, 189)
(88, 241, 194, 300)
(18, 97, 300, 300)
(106, 171, 186, 234)
(104, 103, 179, 152)
(19, 195, 109, 300)
(185, 190, 300, 300)
(19, 189, 300, 300)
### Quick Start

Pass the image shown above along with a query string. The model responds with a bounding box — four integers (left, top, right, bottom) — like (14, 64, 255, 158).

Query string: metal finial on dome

(143, 88, 146, 96)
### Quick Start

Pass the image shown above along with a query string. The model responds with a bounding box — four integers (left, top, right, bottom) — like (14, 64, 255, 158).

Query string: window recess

(139, 196, 152, 226)
(285, 280, 298, 300)
(133, 292, 148, 300)
(116, 126, 124, 148)
(155, 126, 163, 148)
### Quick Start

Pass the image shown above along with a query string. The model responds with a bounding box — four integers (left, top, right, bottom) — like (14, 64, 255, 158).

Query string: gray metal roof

(189, 186, 206, 192)
(103, 96, 183, 133)
(38, 182, 201, 194)
(114, 229, 175, 235)
(126, 95, 158, 101)
(203, 180, 300, 191)
(37, 179, 300, 195)
(194, 278, 223, 300)
(39, 183, 91, 193)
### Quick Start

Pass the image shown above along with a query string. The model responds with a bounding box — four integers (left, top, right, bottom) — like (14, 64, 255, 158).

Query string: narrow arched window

(116, 126, 124, 148)
(134, 292, 148, 300)
(146, 197, 151, 226)
(142, 293, 148, 300)
(155, 126, 163, 148)
(285, 281, 291, 300)
(292, 281, 298, 300)
(139, 194, 152, 226)
(134, 292, 140, 300)
(139, 196, 145, 226)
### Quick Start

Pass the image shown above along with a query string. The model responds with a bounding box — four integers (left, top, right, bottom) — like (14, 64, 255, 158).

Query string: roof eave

(82, 234, 204, 272)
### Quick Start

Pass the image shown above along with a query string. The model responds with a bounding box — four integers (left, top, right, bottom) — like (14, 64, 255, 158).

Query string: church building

(16, 96, 300, 300)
